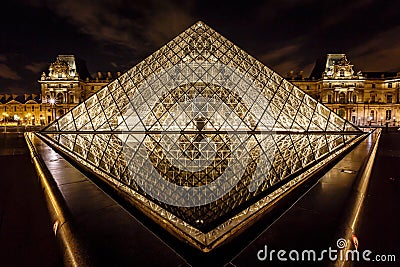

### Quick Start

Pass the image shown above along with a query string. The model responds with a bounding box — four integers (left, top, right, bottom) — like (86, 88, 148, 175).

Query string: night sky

(1, 0, 400, 95)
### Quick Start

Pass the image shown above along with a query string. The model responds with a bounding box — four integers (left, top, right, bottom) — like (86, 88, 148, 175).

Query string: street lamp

(380, 116, 383, 126)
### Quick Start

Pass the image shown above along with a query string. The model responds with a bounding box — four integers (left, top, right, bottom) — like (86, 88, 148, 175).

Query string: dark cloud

(0, 64, 21, 80)
(25, 62, 48, 73)
(30, 0, 194, 52)
(350, 26, 400, 71)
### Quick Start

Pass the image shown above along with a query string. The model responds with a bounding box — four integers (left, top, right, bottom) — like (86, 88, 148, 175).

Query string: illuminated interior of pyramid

(38, 21, 365, 251)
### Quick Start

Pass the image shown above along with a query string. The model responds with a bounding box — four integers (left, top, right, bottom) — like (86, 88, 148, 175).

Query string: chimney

(107, 72, 112, 79)
(97, 72, 102, 79)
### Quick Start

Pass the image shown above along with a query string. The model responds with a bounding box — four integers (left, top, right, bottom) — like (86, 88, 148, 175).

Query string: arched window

(57, 93, 64, 104)
(339, 92, 346, 104)
(338, 109, 345, 118)
(370, 110, 375, 121)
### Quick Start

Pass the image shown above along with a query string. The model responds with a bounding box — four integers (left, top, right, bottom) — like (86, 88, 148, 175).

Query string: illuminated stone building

(0, 94, 43, 125)
(39, 55, 120, 123)
(289, 54, 400, 126)
(3, 53, 399, 128)
(1, 55, 119, 125)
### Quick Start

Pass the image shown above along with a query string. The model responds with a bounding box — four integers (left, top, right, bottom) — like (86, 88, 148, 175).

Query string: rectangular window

(387, 95, 393, 103)
(328, 95, 332, 103)
(386, 110, 392, 120)
(70, 95, 74, 103)
(371, 95, 376, 102)
(372, 83, 376, 88)
(24, 106, 26, 111)
(14, 106, 16, 112)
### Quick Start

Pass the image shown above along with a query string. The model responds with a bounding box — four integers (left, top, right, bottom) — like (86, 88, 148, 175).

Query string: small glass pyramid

(39, 21, 364, 251)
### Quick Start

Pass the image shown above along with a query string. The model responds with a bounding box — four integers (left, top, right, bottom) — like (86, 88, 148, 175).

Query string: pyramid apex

(193, 20, 207, 28)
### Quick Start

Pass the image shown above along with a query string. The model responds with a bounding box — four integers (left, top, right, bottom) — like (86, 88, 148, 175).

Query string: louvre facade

(37, 22, 365, 251)
(289, 54, 400, 126)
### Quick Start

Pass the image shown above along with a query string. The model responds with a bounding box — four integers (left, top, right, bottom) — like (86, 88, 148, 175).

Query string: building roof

(75, 57, 92, 80)
(0, 94, 41, 104)
(362, 71, 398, 79)
(308, 54, 362, 80)
(309, 56, 327, 79)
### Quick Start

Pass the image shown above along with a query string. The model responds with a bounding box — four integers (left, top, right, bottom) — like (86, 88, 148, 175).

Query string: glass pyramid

(39, 21, 364, 251)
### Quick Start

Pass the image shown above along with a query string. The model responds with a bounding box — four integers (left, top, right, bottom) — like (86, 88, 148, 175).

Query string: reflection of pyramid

(39, 21, 364, 251)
